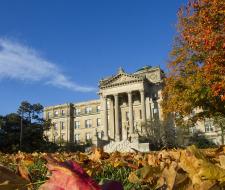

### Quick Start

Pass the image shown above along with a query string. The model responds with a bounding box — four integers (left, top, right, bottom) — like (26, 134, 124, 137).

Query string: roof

(136, 65, 152, 72)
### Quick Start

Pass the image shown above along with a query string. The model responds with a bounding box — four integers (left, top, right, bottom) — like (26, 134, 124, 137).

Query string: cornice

(99, 72, 145, 89)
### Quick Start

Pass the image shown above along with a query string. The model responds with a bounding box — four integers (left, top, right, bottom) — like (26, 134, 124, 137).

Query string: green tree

(0, 101, 53, 152)
(18, 101, 33, 122)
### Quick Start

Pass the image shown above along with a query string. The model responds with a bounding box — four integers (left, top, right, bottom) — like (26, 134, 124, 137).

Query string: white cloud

(0, 38, 96, 92)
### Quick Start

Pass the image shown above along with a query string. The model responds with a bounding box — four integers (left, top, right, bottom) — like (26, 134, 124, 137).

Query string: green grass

(28, 159, 48, 190)
(93, 164, 143, 190)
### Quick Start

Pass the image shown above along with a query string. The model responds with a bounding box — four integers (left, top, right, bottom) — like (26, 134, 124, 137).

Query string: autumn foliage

(1, 146, 225, 189)
(162, 0, 225, 121)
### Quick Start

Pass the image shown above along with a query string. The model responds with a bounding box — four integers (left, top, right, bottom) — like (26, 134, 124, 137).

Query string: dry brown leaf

(0, 165, 29, 190)
(18, 164, 31, 182)
(198, 160, 225, 182)
(179, 148, 203, 185)
(197, 180, 217, 190)
(147, 153, 159, 166)
(219, 155, 225, 169)
(128, 165, 161, 186)
(89, 148, 102, 162)
(162, 161, 177, 190)
(168, 150, 181, 161)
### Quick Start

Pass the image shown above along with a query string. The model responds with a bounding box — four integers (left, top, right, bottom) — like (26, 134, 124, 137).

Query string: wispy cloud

(0, 38, 96, 92)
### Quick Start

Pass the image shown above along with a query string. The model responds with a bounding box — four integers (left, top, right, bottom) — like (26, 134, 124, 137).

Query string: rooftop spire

(118, 67, 125, 74)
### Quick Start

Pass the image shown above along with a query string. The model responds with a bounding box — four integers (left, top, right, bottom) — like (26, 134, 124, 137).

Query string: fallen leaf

(128, 165, 161, 186)
(18, 164, 31, 182)
(0, 165, 29, 190)
(39, 155, 101, 190)
(219, 155, 225, 169)
(161, 161, 177, 190)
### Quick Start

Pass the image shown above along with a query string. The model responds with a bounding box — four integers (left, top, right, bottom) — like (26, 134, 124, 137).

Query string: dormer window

(75, 108, 81, 115)
(96, 105, 101, 112)
(54, 111, 59, 116)
(85, 107, 92, 114)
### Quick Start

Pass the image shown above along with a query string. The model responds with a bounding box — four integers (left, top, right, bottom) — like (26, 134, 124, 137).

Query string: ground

(0, 146, 225, 190)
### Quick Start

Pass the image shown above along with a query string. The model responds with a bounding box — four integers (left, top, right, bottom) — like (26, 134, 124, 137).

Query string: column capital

(139, 89, 145, 93)
(114, 93, 119, 97)
(127, 91, 133, 95)
(101, 95, 107, 99)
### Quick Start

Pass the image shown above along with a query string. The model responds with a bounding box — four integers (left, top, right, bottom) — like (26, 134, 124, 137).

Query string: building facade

(44, 66, 165, 145)
(44, 66, 223, 147)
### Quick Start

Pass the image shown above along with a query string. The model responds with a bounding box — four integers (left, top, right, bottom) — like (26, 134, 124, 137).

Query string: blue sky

(0, 0, 187, 115)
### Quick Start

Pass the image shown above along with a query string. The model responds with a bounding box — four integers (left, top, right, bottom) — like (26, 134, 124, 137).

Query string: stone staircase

(103, 139, 150, 153)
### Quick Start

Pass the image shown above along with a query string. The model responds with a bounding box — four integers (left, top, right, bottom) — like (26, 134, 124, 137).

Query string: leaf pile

(1, 146, 225, 189)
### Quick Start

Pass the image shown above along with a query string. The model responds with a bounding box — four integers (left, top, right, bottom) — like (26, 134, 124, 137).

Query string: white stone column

(140, 90, 146, 123)
(114, 94, 120, 141)
(128, 92, 134, 134)
(103, 96, 109, 140)
(109, 98, 115, 139)
(150, 98, 154, 121)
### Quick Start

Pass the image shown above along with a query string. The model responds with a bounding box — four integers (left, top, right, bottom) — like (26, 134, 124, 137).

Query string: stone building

(44, 66, 223, 150)
(44, 66, 165, 148)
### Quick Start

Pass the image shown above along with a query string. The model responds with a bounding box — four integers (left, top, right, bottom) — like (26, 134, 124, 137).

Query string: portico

(99, 67, 154, 142)
(101, 90, 147, 141)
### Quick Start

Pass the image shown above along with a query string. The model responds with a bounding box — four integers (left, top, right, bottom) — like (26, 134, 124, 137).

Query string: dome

(136, 65, 152, 72)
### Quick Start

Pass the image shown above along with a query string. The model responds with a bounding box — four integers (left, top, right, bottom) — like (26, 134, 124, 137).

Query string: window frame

(97, 118, 101, 126)
(61, 122, 65, 130)
(85, 119, 92, 128)
(74, 121, 80, 129)
(75, 108, 81, 116)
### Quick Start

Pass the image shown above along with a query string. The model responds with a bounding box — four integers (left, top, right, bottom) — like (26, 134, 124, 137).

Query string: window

(75, 108, 81, 116)
(47, 112, 51, 119)
(61, 122, 65, 130)
(74, 121, 80, 129)
(86, 133, 91, 140)
(190, 126, 196, 133)
(60, 133, 65, 142)
(85, 119, 92, 128)
(205, 119, 214, 132)
(61, 110, 65, 116)
(139, 110, 142, 119)
(96, 105, 101, 112)
(85, 107, 92, 114)
(97, 118, 101, 126)
(54, 123, 58, 130)
(54, 110, 59, 116)
(75, 134, 80, 143)
(97, 132, 102, 139)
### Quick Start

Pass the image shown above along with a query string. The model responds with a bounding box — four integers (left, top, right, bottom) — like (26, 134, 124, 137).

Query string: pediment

(100, 73, 143, 88)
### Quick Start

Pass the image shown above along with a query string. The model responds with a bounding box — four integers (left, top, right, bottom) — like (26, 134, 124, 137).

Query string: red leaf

(39, 155, 101, 190)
